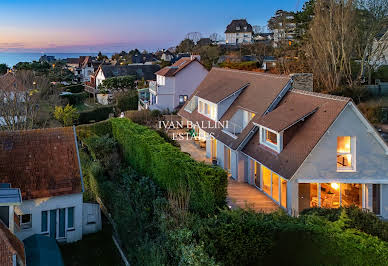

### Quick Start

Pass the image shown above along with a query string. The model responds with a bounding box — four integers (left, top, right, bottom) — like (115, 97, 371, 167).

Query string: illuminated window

(272, 173, 279, 202)
(266, 130, 278, 145)
(337, 136, 355, 171)
(262, 165, 271, 195)
(281, 178, 287, 208)
(199, 101, 203, 113)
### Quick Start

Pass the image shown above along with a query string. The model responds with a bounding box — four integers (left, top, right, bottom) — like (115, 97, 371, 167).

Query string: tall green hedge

(110, 118, 227, 215)
(78, 106, 114, 124)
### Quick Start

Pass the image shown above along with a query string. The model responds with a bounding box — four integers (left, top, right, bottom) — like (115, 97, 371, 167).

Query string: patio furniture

(199, 140, 206, 148)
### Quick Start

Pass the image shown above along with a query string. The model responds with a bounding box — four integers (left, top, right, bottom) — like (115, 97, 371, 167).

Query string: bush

(357, 102, 382, 124)
(116, 91, 138, 112)
(300, 206, 388, 241)
(54, 104, 79, 126)
(64, 84, 84, 93)
(78, 106, 114, 124)
(76, 120, 113, 141)
(62, 92, 88, 105)
(110, 118, 227, 216)
(219, 61, 260, 71)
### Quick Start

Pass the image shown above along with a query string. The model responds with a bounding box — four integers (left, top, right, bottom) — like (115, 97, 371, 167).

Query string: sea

(0, 52, 115, 67)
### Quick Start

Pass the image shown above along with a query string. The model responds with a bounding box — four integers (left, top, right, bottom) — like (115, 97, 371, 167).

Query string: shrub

(116, 91, 138, 112)
(357, 102, 382, 124)
(219, 61, 260, 71)
(64, 84, 84, 93)
(76, 120, 113, 141)
(78, 106, 114, 124)
(110, 118, 227, 216)
(62, 92, 88, 105)
(54, 104, 79, 126)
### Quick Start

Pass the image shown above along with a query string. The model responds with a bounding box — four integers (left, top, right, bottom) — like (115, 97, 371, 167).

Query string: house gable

(292, 103, 388, 183)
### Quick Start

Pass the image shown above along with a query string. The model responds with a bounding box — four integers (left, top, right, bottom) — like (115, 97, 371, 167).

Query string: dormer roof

(155, 57, 202, 77)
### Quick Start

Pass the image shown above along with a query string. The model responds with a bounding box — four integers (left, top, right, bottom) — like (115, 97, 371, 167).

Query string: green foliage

(0, 64, 9, 75)
(176, 39, 195, 53)
(64, 84, 84, 93)
(101, 75, 135, 90)
(300, 206, 388, 241)
(54, 104, 79, 126)
(76, 120, 113, 141)
(14, 61, 51, 73)
(78, 106, 114, 124)
(116, 91, 138, 112)
(373, 65, 388, 82)
(219, 61, 260, 71)
(110, 118, 227, 216)
(62, 92, 88, 105)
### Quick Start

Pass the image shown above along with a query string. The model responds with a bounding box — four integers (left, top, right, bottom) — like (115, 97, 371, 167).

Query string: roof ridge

(291, 89, 351, 102)
(0, 126, 73, 135)
(212, 67, 290, 79)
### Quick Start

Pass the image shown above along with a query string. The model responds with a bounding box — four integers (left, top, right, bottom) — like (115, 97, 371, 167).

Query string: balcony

(149, 81, 158, 94)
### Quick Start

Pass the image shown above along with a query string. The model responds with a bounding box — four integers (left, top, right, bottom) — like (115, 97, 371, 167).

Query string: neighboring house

(179, 68, 388, 219)
(95, 64, 161, 88)
(39, 55, 56, 63)
(132, 53, 157, 64)
(261, 56, 277, 70)
(225, 19, 253, 45)
(160, 50, 175, 62)
(147, 55, 208, 111)
(0, 218, 26, 266)
(372, 29, 388, 67)
(0, 127, 101, 243)
(65, 58, 80, 72)
(65, 56, 98, 82)
(269, 10, 297, 48)
(253, 32, 274, 44)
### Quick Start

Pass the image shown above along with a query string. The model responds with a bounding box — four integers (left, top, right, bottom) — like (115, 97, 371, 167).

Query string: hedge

(116, 91, 138, 112)
(78, 106, 114, 124)
(62, 92, 88, 105)
(64, 84, 84, 93)
(77, 118, 227, 216)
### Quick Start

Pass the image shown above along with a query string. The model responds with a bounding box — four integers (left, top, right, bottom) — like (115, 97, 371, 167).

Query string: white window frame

(40, 207, 75, 239)
(197, 98, 217, 121)
(259, 126, 282, 153)
(41, 210, 49, 234)
(19, 214, 32, 230)
(336, 136, 356, 172)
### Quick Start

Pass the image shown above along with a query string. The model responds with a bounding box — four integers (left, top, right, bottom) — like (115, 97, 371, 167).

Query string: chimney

(290, 73, 313, 92)
(190, 54, 201, 61)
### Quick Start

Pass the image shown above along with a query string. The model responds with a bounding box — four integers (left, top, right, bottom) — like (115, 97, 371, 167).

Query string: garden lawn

(60, 216, 123, 266)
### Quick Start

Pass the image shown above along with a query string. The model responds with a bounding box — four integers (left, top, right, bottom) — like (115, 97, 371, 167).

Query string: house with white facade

(225, 19, 253, 45)
(146, 56, 208, 111)
(179, 68, 388, 219)
(0, 127, 100, 243)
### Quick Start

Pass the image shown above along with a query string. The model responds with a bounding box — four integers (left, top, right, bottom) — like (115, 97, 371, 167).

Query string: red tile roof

(0, 220, 25, 266)
(0, 127, 82, 200)
(155, 57, 201, 77)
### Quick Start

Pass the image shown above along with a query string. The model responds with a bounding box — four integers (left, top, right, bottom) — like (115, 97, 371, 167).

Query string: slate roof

(225, 19, 253, 33)
(0, 220, 25, 266)
(242, 90, 349, 179)
(178, 68, 290, 150)
(155, 57, 201, 77)
(99, 64, 161, 80)
(0, 127, 83, 200)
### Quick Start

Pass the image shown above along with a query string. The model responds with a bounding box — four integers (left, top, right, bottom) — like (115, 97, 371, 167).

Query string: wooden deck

(227, 178, 279, 213)
(174, 132, 279, 213)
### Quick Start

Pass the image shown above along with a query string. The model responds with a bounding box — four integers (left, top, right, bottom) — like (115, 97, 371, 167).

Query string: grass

(60, 216, 124, 266)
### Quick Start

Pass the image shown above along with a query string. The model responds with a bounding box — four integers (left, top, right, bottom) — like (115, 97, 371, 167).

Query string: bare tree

(185, 32, 202, 44)
(209, 33, 220, 42)
(0, 71, 41, 131)
(304, 0, 357, 92)
(356, 0, 388, 84)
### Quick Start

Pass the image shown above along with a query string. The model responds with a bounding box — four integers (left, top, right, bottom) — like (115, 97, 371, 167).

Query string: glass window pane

(266, 130, 277, 145)
(321, 183, 340, 208)
(262, 165, 271, 195)
(373, 184, 381, 215)
(50, 210, 56, 238)
(341, 184, 362, 208)
(281, 179, 287, 208)
(68, 207, 74, 228)
(59, 208, 65, 238)
(337, 136, 351, 153)
(41, 211, 47, 232)
(272, 173, 279, 202)
(254, 161, 260, 188)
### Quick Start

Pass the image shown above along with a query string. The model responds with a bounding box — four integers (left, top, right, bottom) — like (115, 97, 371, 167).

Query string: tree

(0, 64, 9, 75)
(209, 33, 220, 42)
(176, 39, 195, 53)
(303, 0, 357, 92)
(194, 46, 220, 69)
(355, 0, 388, 84)
(185, 32, 202, 44)
(0, 70, 40, 131)
(97, 51, 108, 61)
(54, 104, 79, 126)
(101, 75, 136, 91)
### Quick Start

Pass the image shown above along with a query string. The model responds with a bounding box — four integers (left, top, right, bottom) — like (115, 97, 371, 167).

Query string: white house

(225, 19, 253, 45)
(147, 55, 208, 111)
(179, 68, 388, 219)
(0, 127, 100, 243)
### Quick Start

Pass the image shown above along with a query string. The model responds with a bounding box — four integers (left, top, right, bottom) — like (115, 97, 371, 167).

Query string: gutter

(73, 126, 85, 193)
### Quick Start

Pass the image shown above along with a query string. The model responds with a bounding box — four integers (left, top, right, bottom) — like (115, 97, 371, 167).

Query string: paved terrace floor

(172, 130, 279, 213)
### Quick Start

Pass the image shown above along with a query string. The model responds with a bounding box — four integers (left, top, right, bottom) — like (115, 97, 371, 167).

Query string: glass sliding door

(341, 184, 362, 208)
(281, 178, 287, 208)
(272, 173, 279, 202)
(321, 183, 340, 208)
(254, 161, 260, 188)
(261, 165, 271, 195)
(373, 184, 381, 215)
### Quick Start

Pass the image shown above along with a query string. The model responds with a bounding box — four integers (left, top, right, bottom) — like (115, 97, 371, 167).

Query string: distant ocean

(0, 52, 115, 67)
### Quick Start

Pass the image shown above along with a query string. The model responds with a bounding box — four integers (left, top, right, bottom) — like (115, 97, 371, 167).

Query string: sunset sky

(0, 0, 306, 52)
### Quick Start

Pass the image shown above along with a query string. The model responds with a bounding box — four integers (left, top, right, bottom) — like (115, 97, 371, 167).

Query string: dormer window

(236, 26, 240, 30)
(198, 98, 217, 120)
(243, 26, 247, 30)
(259, 126, 282, 153)
(337, 136, 356, 171)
